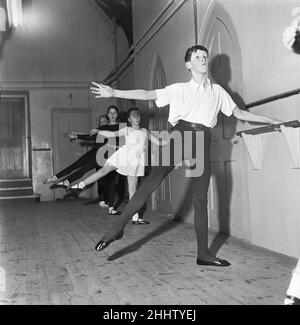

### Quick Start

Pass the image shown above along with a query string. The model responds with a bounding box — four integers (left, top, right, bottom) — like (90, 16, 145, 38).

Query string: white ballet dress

(107, 127, 148, 177)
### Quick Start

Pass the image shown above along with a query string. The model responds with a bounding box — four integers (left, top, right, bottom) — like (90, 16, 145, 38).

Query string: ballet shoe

(196, 257, 231, 267)
(99, 201, 109, 208)
(132, 218, 150, 225)
(66, 188, 83, 195)
(108, 208, 121, 215)
(50, 182, 68, 190)
(66, 183, 84, 193)
(94, 230, 124, 251)
(284, 295, 300, 305)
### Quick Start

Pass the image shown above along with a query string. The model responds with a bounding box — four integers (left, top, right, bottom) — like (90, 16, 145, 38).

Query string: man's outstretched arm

(90, 82, 157, 101)
(233, 107, 283, 124)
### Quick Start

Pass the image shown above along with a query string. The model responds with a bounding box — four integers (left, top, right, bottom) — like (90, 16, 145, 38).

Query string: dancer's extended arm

(66, 131, 97, 142)
(96, 127, 127, 139)
(90, 82, 157, 101)
(233, 107, 283, 125)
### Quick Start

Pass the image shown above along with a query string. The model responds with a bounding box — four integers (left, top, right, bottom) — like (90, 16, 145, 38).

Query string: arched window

(0, 7, 7, 32)
(6, 0, 23, 29)
(149, 53, 169, 132)
(149, 53, 173, 214)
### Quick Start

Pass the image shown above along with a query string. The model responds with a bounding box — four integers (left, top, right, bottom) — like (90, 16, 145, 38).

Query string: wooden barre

(236, 120, 300, 137)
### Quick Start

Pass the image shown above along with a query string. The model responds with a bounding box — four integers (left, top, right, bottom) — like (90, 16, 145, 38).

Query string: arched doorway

(199, 3, 250, 239)
(148, 53, 173, 214)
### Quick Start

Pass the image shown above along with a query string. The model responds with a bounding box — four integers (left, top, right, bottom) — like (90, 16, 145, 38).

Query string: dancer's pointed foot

(284, 295, 300, 305)
(66, 181, 85, 193)
(196, 257, 231, 267)
(43, 176, 58, 184)
(196, 251, 231, 267)
(108, 207, 121, 215)
(50, 179, 70, 190)
(132, 218, 150, 225)
(99, 201, 109, 208)
(94, 230, 124, 251)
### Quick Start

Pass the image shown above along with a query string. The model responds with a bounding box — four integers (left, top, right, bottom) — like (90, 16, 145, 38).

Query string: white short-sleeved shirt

(155, 78, 237, 127)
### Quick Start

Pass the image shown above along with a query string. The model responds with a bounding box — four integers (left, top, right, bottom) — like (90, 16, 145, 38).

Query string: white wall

(1, 0, 116, 83)
(217, 0, 300, 258)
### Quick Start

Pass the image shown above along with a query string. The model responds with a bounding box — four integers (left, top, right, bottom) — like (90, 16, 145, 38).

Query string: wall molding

(198, 0, 244, 96)
(198, 0, 217, 43)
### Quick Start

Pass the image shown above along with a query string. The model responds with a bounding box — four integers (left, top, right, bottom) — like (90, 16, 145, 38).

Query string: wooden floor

(0, 200, 296, 305)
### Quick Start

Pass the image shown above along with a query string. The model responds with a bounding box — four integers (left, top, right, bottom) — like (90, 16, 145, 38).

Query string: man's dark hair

(184, 45, 209, 62)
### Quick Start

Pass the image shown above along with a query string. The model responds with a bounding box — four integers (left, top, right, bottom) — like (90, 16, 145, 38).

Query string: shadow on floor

(209, 232, 230, 257)
(107, 219, 182, 261)
(107, 218, 231, 261)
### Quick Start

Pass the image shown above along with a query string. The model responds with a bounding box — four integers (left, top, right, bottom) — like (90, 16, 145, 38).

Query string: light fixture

(6, 0, 23, 29)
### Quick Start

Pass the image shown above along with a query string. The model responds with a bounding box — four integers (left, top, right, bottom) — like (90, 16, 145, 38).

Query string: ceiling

(94, 0, 133, 45)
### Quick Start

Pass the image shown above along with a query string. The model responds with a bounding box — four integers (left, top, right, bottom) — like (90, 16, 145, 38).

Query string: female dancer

(69, 107, 164, 225)
(70, 114, 110, 207)
(43, 113, 108, 188)
(44, 106, 123, 214)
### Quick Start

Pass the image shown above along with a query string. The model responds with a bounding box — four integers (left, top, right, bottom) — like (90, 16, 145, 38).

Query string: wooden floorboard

(0, 200, 296, 305)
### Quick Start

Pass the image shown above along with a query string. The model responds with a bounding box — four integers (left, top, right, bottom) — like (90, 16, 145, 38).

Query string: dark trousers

(97, 170, 119, 208)
(105, 121, 211, 256)
(96, 165, 109, 203)
(56, 147, 98, 183)
(56, 146, 119, 207)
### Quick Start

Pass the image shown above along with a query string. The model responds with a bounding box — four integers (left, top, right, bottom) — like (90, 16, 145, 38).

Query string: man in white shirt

(90, 45, 282, 267)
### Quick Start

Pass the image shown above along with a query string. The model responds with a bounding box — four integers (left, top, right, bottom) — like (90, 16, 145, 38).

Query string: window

(0, 7, 6, 31)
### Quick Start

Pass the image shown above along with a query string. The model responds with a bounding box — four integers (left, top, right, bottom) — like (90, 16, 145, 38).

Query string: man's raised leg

(100, 165, 174, 243)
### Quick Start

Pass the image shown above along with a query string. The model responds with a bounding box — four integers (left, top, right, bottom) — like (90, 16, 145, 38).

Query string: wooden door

(51, 109, 92, 200)
(201, 9, 250, 239)
(0, 92, 30, 180)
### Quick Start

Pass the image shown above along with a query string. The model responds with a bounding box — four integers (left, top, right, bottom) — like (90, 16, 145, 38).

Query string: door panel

(0, 95, 29, 179)
(52, 109, 91, 199)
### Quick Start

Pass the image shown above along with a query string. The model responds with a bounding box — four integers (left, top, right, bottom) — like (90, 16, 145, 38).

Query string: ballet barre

(236, 120, 300, 137)
(235, 120, 300, 169)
